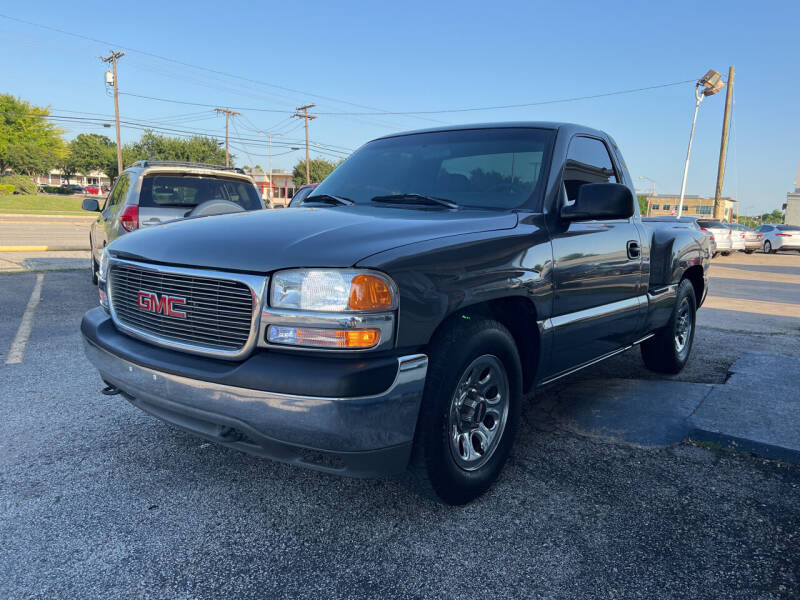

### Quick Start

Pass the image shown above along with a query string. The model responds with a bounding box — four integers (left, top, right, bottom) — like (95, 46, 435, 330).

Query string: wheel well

(682, 265, 704, 304)
(431, 297, 540, 393)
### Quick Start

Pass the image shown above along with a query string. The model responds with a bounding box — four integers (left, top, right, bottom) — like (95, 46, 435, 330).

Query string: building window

(651, 204, 660, 210)
(695, 205, 712, 214)
(662, 204, 671, 210)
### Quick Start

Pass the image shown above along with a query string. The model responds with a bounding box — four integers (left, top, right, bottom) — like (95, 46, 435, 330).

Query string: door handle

(626, 240, 640, 259)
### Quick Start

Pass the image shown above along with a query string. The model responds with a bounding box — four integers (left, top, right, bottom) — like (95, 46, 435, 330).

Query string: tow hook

(101, 384, 121, 396)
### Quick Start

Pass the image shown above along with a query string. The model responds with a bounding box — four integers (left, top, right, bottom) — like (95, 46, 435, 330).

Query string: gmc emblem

(136, 291, 187, 318)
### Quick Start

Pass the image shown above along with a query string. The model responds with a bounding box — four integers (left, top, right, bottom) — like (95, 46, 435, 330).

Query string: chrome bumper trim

(83, 339, 428, 453)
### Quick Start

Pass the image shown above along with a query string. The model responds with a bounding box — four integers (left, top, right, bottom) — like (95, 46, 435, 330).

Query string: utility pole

(101, 50, 125, 178)
(215, 108, 240, 167)
(713, 66, 735, 221)
(293, 104, 316, 184)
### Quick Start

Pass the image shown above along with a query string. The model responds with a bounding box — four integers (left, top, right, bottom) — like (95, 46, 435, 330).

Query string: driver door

(546, 136, 645, 376)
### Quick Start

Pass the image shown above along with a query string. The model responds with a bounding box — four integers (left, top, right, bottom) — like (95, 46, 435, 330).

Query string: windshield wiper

(371, 193, 458, 209)
(303, 193, 354, 206)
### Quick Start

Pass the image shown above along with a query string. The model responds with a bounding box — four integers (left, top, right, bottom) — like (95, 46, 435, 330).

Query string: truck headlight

(270, 269, 396, 312)
(98, 249, 110, 310)
(98, 249, 110, 282)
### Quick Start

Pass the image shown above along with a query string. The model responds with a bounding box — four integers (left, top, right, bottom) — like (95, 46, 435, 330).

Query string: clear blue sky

(2, 0, 798, 215)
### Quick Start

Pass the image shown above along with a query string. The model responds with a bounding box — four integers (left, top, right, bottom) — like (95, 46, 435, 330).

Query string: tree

(292, 158, 340, 187)
(760, 209, 785, 224)
(100, 131, 229, 180)
(0, 94, 66, 175)
(637, 194, 649, 216)
(68, 134, 114, 175)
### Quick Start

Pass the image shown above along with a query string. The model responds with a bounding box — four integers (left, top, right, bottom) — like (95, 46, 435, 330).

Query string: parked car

(723, 221, 746, 252)
(697, 219, 733, 256)
(730, 223, 761, 253)
(756, 224, 800, 253)
(85, 185, 102, 195)
(62, 183, 86, 194)
(82, 160, 266, 284)
(81, 123, 709, 505)
(288, 183, 319, 207)
(642, 216, 716, 256)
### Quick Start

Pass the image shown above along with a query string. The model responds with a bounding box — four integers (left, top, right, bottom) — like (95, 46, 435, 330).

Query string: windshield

(139, 175, 262, 210)
(314, 127, 555, 210)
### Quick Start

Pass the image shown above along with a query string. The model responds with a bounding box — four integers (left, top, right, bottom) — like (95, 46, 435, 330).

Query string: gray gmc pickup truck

(81, 123, 709, 504)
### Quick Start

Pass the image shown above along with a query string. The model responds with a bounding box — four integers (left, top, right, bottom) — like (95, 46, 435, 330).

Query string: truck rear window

(138, 175, 261, 211)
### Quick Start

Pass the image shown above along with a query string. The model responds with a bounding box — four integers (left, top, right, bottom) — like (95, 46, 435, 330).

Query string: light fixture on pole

(257, 130, 283, 205)
(677, 70, 725, 218)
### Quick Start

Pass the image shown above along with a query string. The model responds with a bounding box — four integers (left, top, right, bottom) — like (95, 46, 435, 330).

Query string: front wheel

(408, 318, 522, 505)
(641, 279, 697, 374)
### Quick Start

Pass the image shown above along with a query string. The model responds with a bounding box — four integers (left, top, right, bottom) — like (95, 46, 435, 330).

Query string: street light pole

(677, 70, 725, 219)
(677, 88, 704, 219)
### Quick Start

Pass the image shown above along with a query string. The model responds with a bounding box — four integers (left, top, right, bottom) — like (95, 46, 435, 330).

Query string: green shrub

(41, 185, 72, 194)
(0, 184, 15, 195)
(0, 175, 37, 195)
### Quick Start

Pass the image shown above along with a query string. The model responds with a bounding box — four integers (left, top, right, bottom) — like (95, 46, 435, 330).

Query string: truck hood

(108, 205, 518, 273)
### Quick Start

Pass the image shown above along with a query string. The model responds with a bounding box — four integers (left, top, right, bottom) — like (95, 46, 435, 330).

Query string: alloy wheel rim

(448, 354, 510, 471)
(674, 298, 693, 355)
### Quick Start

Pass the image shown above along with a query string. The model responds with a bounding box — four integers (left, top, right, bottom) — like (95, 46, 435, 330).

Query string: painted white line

(4, 273, 44, 365)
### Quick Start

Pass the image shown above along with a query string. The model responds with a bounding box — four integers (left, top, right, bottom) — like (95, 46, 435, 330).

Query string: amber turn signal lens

(348, 274, 393, 311)
(268, 325, 380, 349)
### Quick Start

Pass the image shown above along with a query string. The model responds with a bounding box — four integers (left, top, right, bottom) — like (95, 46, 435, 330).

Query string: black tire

(408, 318, 522, 505)
(720, 251, 730, 256)
(764, 240, 774, 254)
(712, 252, 719, 258)
(641, 279, 696, 374)
(745, 249, 754, 254)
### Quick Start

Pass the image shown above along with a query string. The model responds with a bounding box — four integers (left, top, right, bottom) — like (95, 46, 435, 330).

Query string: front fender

(357, 214, 554, 348)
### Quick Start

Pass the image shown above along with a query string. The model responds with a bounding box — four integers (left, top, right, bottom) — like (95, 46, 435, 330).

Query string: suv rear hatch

(138, 172, 263, 228)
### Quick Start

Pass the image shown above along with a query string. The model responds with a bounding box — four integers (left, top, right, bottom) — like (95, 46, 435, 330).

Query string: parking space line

(703, 295, 800, 319)
(710, 266, 800, 285)
(4, 273, 44, 365)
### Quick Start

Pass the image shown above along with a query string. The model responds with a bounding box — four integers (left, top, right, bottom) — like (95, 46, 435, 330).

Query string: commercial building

(644, 194, 738, 220)
(33, 169, 112, 189)
(243, 168, 297, 207)
(784, 160, 800, 226)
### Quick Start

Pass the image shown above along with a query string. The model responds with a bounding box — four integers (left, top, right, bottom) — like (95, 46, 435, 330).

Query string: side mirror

(561, 183, 634, 222)
(82, 198, 100, 212)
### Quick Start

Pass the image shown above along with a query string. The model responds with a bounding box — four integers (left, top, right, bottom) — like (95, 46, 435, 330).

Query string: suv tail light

(757, 234, 763, 239)
(119, 205, 139, 232)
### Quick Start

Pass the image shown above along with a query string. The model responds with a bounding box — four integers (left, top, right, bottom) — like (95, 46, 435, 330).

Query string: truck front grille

(109, 263, 255, 352)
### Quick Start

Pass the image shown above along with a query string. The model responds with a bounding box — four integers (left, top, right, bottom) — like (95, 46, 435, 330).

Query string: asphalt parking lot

(1, 256, 799, 599)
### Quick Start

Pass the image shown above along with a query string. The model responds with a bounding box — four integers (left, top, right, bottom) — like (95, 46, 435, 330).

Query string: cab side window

(563, 137, 617, 202)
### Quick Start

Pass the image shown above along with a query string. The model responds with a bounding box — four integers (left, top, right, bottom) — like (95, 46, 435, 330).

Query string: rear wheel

(408, 318, 522, 505)
(764, 240, 774, 254)
(745, 249, 755, 254)
(641, 279, 696, 374)
(720, 251, 730, 256)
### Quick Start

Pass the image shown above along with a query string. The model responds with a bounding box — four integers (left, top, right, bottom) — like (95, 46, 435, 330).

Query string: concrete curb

(687, 428, 800, 464)
(0, 246, 89, 252)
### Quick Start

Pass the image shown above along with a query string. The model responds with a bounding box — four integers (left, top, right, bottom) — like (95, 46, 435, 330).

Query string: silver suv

(83, 161, 266, 283)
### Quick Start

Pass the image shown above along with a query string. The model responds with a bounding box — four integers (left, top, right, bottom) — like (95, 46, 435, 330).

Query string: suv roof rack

(128, 160, 245, 174)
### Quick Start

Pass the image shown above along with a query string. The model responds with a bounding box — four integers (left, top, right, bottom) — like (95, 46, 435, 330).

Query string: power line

(0, 12, 445, 125)
(313, 80, 698, 115)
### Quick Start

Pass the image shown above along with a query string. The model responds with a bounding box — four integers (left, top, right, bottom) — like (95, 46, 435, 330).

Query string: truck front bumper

(82, 309, 428, 478)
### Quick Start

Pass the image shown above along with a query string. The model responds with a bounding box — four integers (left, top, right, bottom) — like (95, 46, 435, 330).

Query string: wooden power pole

(215, 108, 240, 167)
(713, 66, 734, 220)
(101, 50, 125, 178)
(293, 104, 316, 184)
